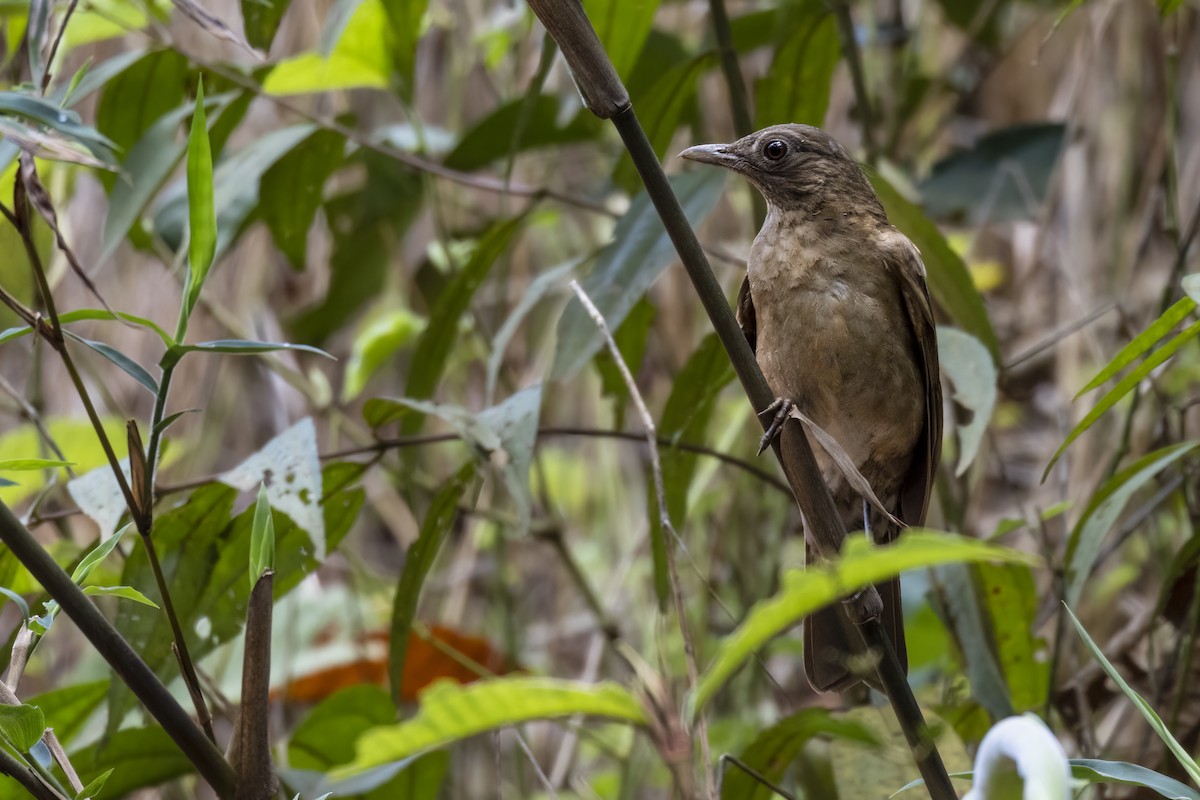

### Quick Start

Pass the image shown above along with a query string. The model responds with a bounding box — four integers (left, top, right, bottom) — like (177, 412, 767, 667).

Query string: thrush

(680, 124, 943, 692)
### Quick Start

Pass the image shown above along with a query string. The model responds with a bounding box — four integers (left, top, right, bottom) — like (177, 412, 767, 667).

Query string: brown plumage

(681, 124, 943, 692)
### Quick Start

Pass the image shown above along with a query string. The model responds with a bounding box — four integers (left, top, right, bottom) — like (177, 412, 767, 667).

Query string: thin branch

(0, 746, 64, 800)
(569, 280, 715, 800)
(39, 0, 80, 94)
(832, 0, 877, 164)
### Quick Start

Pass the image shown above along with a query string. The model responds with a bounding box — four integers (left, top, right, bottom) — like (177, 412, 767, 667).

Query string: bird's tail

(803, 575, 906, 693)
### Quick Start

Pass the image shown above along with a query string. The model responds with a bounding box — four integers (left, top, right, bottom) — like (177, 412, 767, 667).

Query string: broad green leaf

(0, 458, 72, 471)
(1071, 759, 1200, 799)
(870, 174, 1000, 361)
(1076, 295, 1197, 397)
(340, 678, 647, 775)
(181, 79, 215, 327)
(107, 468, 364, 736)
(342, 307, 426, 402)
(477, 385, 542, 532)
(1068, 606, 1200, 786)
(260, 128, 346, 269)
(82, 585, 158, 607)
(67, 726, 193, 798)
(390, 462, 476, 705)
(552, 170, 725, 379)
(263, 0, 390, 95)
(721, 710, 877, 800)
(0, 417, 126, 507)
(1064, 442, 1198, 606)
(583, 0, 660, 79)
(691, 532, 1036, 713)
(175, 338, 333, 359)
(1046, 320, 1200, 478)
(594, 294, 656, 418)
(94, 49, 188, 187)
(919, 124, 1066, 222)
(831, 705, 972, 799)
(242, 0, 294, 50)
(975, 562, 1047, 713)
(402, 215, 527, 433)
(614, 53, 714, 192)
(65, 332, 158, 395)
(0, 704, 44, 752)
(249, 483, 275, 587)
(443, 96, 597, 172)
(937, 327, 997, 476)
(24, 681, 107, 745)
(754, 3, 839, 129)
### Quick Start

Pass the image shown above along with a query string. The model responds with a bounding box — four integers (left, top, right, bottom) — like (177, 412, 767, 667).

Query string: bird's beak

(678, 143, 738, 168)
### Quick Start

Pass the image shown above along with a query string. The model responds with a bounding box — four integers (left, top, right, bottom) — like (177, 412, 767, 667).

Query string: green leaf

(1067, 606, 1200, 786)
(1076, 295, 1197, 397)
(723, 710, 877, 800)
(870, 174, 1000, 361)
(552, 170, 725, 379)
(613, 54, 714, 191)
(68, 726, 193, 798)
(937, 327, 997, 476)
(691, 532, 1037, 714)
(0, 704, 44, 752)
(381, 0, 428, 94)
(443, 95, 597, 172)
(919, 123, 1066, 222)
(0, 458, 73, 471)
(181, 79, 216, 329)
(931, 563, 1013, 719)
(594, 294, 656, 417)
(476, 385, 542, 532)
(242, 0, 294, 50)
(1063, 442, 1198, 606)
(390, 462, 475, 705)
(339, 677, 647, 776)
(260, 128, 346, 269)
(0, 308, 173, 347)
(402, 215, 527, 433)
(1071, 759, 1200, 799)
(583, 0, 660, 79)
(753, 3, 839, 129)
(24, 682, 106, 747)
(0, 587, 29, 619)
(263, 0, 391, 95)
(82, 585, 158, 607)
(94, 49, 188, 187)
(1046, 320, 1200, 478)
(176, 339, 333, 358)
(342, 307, 425, 402)
(75, 768, 113, 800)
(0, 91, 117, 163)
(72, 523, 134, 583)
(66, 48, 151, 106)
(975, 562, 1047, 713)
(65, 332, 158, 395)
(288, 685, 398, 771)
(249, 483, 275, 587)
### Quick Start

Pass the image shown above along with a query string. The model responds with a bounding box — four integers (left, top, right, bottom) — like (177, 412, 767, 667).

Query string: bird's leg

(757, 397, 794, 455)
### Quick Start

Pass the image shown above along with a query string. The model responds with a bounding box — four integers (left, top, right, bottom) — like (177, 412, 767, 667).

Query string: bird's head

(678, 124, 882, 218)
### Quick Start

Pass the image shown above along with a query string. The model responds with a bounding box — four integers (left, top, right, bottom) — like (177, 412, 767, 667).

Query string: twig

(569, 280, 715, 800)
(832, 0, 876, 164)
(39, 0, 80, 94)
(0, 501, 236, 797)
(511, 729, 559, 799)
(0, 745, 64, 800)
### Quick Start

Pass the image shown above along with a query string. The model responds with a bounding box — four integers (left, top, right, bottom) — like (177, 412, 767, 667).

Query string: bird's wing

(884, 231, 943, 528)
(736, 275, 757, 352)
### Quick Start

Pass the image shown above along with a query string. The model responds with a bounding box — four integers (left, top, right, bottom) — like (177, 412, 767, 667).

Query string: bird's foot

(757, 397, 794, 455)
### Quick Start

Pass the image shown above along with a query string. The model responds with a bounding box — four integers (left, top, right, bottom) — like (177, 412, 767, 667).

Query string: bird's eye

(763, 140, 788, 160)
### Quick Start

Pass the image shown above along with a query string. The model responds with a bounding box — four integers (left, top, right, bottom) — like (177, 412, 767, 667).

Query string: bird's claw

(757, 397, 794, 455)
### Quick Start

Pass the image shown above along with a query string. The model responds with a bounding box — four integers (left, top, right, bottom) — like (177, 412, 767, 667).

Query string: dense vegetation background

(0, 0, 1198, 797)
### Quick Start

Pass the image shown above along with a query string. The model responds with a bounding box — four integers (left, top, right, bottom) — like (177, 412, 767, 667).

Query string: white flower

(964, 714, 1071, 800)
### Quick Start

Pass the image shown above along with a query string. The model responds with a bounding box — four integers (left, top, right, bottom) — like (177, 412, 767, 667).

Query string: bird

(679, 124, 942, 692)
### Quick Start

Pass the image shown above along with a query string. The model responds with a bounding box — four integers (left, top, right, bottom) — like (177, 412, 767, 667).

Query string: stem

(0, 502, 237, 797)
(0, 746, 64, 800)
(833, 0, 877, 165)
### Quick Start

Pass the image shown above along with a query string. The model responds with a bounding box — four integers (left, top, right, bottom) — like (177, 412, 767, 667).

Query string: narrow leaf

(1076, 296, 1197, 397)
(249, 483, 276, 586)
(0, 458, 73, 471)
(1071, 759, 1200, 799)
(82, 585, 159, 607)
(181, 339, 334, 358)
(182, 78, 216, 325)
(938, 326, 997, 476)
(390, 462, 475, 705)
(64, 332, 158, 395)
(1067, 606, 1200, 786)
